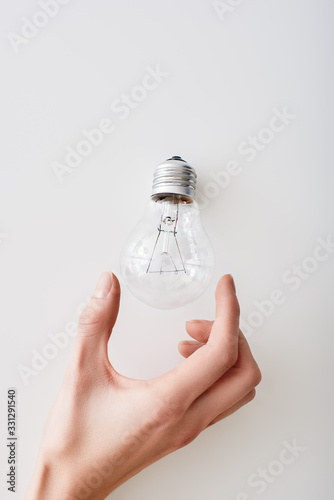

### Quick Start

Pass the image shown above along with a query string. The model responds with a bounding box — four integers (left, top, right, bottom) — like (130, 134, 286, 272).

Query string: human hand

(26, 272, 261, 500)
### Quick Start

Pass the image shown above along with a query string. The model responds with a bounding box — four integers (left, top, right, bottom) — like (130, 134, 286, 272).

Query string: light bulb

(120, 156, 214, 309)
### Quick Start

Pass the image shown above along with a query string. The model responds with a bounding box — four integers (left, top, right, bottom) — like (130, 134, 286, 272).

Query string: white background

(1, 0, 334, 498)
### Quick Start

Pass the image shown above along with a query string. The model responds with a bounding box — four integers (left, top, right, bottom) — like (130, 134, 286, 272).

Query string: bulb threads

(151, 156, 197, 201)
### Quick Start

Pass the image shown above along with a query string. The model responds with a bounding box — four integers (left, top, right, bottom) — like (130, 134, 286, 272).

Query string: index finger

(155, 274, 240, 408)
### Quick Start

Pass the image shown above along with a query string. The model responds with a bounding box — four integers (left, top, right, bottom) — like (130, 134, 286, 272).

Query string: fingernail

(93, 271, 113, 298)
(229, 274, 236, 293)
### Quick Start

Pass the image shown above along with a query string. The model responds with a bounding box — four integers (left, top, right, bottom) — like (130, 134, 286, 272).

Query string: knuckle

(208, 339, 238, 373)
(247, 362, 262, 387)
(221, 346, 238, 371)
(149, 395, 185, 430)
(173, 427, 201, 450)
(248, 388, 256, 402)
(78, 302, 104, 329)
(166, 404, 184, 426)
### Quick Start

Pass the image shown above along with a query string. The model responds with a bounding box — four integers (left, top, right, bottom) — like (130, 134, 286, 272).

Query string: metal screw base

(151, 156, 197, 201)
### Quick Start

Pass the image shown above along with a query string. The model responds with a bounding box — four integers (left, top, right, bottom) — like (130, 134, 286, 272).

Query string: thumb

(74, 271, 121, 365)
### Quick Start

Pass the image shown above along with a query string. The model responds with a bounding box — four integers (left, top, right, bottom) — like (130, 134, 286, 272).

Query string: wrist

(26, 453, 82, 500)
(25, 450, 125, 500)
(25, 457, 58, 500)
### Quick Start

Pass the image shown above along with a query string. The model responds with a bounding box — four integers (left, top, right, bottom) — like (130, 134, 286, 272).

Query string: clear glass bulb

(121, 192, 214, 309)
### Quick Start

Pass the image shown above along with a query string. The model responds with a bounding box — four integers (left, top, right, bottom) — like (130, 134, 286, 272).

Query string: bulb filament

(146, 203, 186, 274)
